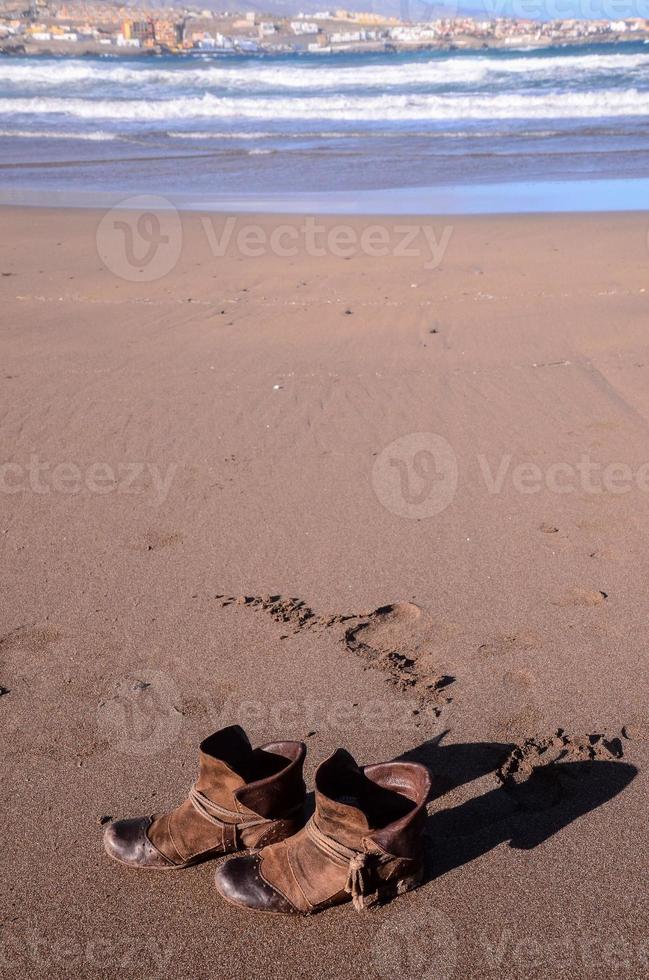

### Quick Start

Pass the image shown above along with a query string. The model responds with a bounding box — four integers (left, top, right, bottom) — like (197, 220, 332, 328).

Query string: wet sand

(1, 205, 648, 979)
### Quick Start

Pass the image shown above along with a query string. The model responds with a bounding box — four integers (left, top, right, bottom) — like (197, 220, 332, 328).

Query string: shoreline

(2, 33, 648, 57)
(3, 174, 649, 215)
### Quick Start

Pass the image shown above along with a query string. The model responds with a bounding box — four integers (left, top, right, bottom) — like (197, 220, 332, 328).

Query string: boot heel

(375, 864, 424, 905)
(395, 864, 425, 895)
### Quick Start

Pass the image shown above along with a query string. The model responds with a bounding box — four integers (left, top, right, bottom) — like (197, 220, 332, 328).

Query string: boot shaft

(105, 725, 307, 870)
(221, 747, 431, 914)
(195, 726, 307, 820)
(313, 748, 430, 859)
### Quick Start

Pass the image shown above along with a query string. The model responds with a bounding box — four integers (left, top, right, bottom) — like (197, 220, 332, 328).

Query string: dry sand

(0, 205, 647, 979)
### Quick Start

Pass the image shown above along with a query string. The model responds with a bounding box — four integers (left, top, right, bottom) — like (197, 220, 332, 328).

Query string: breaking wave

(2, 89, 648, 121)
(0, 50, 648, 92)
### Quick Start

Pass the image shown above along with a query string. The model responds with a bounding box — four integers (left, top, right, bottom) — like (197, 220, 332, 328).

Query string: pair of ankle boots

(104, 724, 431, 914)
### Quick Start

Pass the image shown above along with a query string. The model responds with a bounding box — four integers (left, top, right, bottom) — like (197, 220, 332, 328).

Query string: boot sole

(104, 844, 232, 870)
(376, 864, 425, 904)
(215, 864, 425, 915)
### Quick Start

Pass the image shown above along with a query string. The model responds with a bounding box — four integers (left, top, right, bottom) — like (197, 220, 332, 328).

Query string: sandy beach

(1, 204, 647, 978)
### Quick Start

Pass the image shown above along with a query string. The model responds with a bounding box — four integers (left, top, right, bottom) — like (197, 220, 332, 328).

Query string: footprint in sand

(344, 601, 455, 714)
(478, 631, 539, 658)
(539, 522, 560, 534)
(622, 719, 649, 742)
(497, 706, 543, 742)
(496, 728, 625, 810)
(217, 593, 349, 633)
(502, 668, 537, 692)
(141, 530, 183, 552)
(496, 668, 542, 740)
(222, 594, 456, 718)
(554, 588, 608, 607)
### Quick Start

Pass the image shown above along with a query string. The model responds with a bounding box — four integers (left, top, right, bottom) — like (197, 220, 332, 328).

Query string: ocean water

(1, 43, 649, 211)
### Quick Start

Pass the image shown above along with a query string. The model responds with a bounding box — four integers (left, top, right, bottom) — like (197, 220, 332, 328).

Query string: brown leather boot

(214, 747, 431, 913)
(104, 725, 306, 869)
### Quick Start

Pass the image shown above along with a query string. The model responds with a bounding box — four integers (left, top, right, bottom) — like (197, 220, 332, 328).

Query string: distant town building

(122, 18, 154, 45)
(4, 3, 649, 56)
(152, 18, 181, 46)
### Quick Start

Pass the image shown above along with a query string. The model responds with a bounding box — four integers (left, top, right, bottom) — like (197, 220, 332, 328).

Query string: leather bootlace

(304, 815, 382, 911)
(188, 784, 302, 848)
(188, 784, 271, 846)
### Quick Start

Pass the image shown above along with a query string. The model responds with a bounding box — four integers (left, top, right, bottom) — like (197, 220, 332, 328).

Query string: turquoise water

(1, 43, 649, 210)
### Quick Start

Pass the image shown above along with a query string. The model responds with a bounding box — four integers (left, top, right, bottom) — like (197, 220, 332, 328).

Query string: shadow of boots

(398, 734, 637, 882)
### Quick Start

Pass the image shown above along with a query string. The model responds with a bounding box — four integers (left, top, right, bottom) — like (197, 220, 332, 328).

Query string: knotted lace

(304, 815, 381, 911)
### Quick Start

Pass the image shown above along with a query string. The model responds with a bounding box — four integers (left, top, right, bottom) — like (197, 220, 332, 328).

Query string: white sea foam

(1, 126, 622, 142)
(2, 89, 647, 122)
(0, 127, 117, 140)
(0, 51, 647, 92)
(167, 130, 276, 139)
